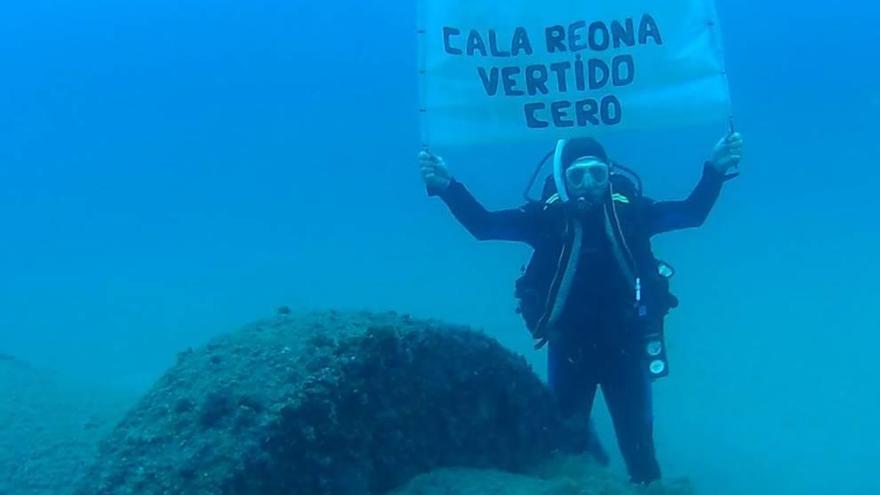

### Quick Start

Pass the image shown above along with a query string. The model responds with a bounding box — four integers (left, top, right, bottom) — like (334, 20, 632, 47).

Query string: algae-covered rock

(75, 310, 572, 495)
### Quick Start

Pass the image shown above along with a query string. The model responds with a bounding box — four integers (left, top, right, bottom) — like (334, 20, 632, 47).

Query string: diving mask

(565, 157, 609, 199)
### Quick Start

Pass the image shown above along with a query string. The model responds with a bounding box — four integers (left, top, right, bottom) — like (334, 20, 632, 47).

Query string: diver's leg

(601, 352, 661, 484)
(548, 340, 609, 465)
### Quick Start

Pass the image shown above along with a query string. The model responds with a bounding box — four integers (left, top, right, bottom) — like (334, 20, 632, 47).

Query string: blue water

(1, 0, 878, 493)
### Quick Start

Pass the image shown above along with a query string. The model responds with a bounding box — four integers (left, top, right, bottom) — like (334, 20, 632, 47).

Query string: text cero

(524, 95, 622, 129)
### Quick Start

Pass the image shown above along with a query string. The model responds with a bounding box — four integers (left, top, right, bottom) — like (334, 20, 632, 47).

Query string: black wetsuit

(430, 163, 726, 484)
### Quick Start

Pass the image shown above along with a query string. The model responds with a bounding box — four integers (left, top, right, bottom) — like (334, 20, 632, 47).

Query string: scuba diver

(418, 133, 743, 484)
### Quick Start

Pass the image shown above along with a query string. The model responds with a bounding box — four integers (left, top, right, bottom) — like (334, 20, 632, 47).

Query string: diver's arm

(420, 149, 538, 243)
(645, 164, 727, 235)
(431, 179, 539, 243)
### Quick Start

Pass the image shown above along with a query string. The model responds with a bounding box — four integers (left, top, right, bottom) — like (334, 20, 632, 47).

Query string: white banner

(418, 0, 731, 147)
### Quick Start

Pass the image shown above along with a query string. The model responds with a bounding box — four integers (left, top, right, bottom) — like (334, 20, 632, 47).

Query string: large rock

(74, 310, 574, 495)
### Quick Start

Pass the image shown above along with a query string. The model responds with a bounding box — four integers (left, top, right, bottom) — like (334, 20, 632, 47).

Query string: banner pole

(705, 0, 736, 135)
(417, 0, 431, 149)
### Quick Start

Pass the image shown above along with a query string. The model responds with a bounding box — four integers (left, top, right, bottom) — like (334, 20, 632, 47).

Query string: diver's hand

(419, 150, 452, 192)
(709, 132, 743, 175)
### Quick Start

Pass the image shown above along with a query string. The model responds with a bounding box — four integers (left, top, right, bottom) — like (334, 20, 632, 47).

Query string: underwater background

(1, 0, 878, 494)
